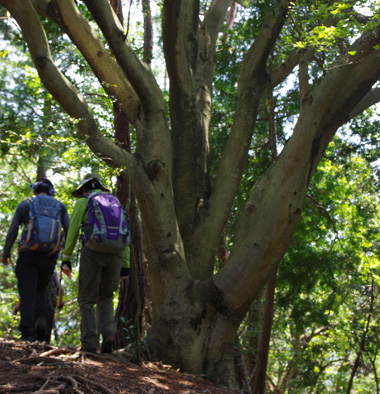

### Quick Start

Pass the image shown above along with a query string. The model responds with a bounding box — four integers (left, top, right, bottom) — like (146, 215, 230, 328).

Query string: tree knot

(35, 56, 49, 68)
(208, 282, 225, 310)
(146, 160, 165, 181)
(159, 247, 177, 267)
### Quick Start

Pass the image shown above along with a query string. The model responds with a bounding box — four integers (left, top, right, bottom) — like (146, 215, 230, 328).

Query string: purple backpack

(82, 192, 130, 253)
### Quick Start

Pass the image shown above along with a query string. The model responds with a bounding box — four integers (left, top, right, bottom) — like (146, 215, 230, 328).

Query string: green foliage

(0, 265, 20, 338)
(120, 317, 146, 362)
(266, 137, 380, 393)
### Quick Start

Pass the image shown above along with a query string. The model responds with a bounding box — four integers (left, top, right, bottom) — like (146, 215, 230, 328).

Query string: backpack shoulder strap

(87, 191, 107, 199)
(79, 195, 91, 230)
(27, 196, 35, 217)
(18, 197, 35, 250)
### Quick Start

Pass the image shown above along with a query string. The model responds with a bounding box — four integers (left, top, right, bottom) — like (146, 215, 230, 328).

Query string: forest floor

(0, 338, 241, 394)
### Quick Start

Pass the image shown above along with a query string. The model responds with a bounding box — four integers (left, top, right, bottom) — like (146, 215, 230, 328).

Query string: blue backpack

(19, 195, 63, 255)
(82, 192, 130, 254)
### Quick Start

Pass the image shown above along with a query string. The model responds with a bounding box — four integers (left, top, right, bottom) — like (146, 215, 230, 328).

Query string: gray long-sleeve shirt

(2, 196, 70, 257)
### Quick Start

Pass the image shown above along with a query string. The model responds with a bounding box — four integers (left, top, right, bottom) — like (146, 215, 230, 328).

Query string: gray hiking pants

(78, 246, 123, 350)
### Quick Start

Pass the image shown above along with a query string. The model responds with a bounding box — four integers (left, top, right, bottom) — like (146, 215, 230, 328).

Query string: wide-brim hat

(72, 173, 108, 197)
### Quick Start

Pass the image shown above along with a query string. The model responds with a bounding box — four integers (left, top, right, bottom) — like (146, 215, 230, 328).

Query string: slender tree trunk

(36, 162, 47, 180)
(252, 271, 277, 394)
(142, 0, 153, 65)
(115, 185, 145, 355)
(368, 354, 380, 394)
(111, 0, 148, 355)
(109, 0, 123, 23)
(223, 1, 236, 41)
(346, 280, 375, 394)
(236, 296, 263, 393)
(113, 103, 145, 354)
(36, 97, 53, 180)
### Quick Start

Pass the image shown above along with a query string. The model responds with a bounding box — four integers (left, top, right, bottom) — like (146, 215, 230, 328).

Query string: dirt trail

(0, 338, 239, 393)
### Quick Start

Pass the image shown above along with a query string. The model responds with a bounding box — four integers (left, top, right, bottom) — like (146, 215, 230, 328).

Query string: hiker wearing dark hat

(13, 270, 65, 343)
(61, 173, 128, 354)
(2, 178, 69, 342)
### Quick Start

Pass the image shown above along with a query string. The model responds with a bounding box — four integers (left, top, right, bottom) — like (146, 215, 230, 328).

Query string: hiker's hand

(2, 256, 10, 266)
(62, 265, 72, 277)
(61, 260, 72, 277)
(120, 267, 130, 279)
(57, 302, 64, 310)
(13, 300, 20, 315)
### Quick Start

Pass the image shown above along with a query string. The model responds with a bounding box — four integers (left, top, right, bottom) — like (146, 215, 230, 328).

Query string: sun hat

(72, 173, 108, 197)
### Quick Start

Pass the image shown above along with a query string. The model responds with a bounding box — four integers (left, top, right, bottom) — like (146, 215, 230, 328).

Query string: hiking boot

(79, 345, 97, 354)
(101, 335, 115, 354)
(21, 336, 35, 342)
(35, 317, 47, 342)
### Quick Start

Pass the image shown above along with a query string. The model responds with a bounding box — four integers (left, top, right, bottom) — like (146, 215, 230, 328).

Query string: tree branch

(214, 21, 380, 310)
(163, 0, 232, 276)
(0, 0, 132, 169)
(270, 48, 300, 88)
(203, 0, 232, 50)
(84, 0, 163, 116)
(194, 1, 290, 276)
(30, 0, 140, 127)
(196, 0, 232, 123)
(162, 0, 193, 92)
(307, 27, 380, 176)
(349, 88, 380, 119)
(299, 50, 311, 99)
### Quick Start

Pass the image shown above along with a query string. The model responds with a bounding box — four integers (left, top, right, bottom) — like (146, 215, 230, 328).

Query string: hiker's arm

(2, 201, 29, 259)
(120, 247, 130, 279)
(60, 203, 70, 236)
(62, 197, 88, 261)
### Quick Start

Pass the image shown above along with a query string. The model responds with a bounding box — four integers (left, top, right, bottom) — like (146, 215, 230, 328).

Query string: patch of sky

(353, 1, 378, 16)
(122, 1, 167, 90)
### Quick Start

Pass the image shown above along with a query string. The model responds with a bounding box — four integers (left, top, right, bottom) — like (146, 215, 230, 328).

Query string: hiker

(61, 173, 129, 354)
(2, 178, 69, 342)
(13, 270, 65, 343)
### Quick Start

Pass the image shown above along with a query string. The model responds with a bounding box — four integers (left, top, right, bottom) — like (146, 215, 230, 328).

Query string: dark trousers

(78, 246, 122, 350)
(15, 251, 57, 340)
(44, 285, 56, 343)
